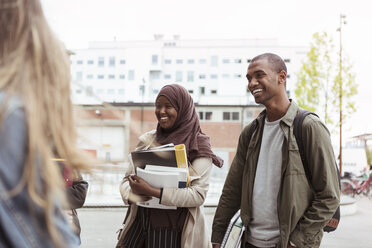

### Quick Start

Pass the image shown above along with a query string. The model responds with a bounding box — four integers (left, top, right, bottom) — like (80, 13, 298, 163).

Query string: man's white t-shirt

(246, 117, 284, 247)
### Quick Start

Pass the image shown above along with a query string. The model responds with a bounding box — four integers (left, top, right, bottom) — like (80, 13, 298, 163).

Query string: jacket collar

(256, 99, 300, 128)
(281, 100, 300, 127)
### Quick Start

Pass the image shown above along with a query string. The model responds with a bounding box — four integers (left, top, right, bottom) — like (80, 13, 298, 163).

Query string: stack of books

(130, 144, 190, 209)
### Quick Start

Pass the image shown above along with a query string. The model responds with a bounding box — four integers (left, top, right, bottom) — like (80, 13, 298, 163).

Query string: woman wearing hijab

(117, 84, 223, 248)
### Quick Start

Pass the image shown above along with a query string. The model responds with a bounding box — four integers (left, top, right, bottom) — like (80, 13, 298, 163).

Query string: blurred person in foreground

(116, 84, 223, 248)
(0, 0, 92, 247)
(211, 53, 340, 248)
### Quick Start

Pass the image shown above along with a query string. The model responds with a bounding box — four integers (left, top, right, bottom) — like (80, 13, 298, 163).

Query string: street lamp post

(337, 14, 347, 175)
(141, 78, 146, 133)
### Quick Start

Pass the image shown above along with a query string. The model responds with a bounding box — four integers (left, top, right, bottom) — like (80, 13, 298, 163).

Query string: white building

(69, 37, 308, 105)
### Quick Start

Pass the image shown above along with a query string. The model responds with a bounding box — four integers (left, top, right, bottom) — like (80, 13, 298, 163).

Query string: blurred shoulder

(0, 91, 24, 118)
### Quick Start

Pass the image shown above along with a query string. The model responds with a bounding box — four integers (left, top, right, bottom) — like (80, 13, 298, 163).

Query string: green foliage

(295, 31, 358, 133)
(366, 147, 372, 165)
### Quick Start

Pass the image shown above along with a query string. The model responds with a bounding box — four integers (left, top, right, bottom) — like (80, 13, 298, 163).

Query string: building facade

(76, 103, 263, 166)
(69, 37, 307, 105)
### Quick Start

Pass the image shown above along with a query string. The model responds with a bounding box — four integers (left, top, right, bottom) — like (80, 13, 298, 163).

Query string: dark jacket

(212, 101, 340, 248)
(66, 174, 88, 236)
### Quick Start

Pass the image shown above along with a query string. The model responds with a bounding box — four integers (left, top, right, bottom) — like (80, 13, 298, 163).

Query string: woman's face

(155, 96, 178, 130)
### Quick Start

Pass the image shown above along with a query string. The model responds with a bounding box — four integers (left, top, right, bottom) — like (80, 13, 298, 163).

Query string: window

(109, 56, 115, 67)
(232, 112, 239, 120)
(234, 74, 242, 78)
(284, 59, 291, 63)
(98, 57, 104, 67)
(211, 89, 217, 94)
(75, 89, 82, 94)
(234, 58, 242, 63)
(187, 59, 195, 64)
(87, 60, 94, 65)
(210, 74, 218, 79)
(187, 71, 194, 82)
(222, 74, 230, 78)
(164, 59, 172, 64)
(119, 74, 125, 79)
(128, 70, 135, 80)
(199, 59, 206, 64)
(87, 74, 93, 79)
(247, 59, 252, 63)
(223, 112, 240, 121)
(188, 90, 194, 94)
(118, 89, 125, 95)
(152, 89, 159, 94)
(107, 89, 115, 94)
(163, 42, 176, 47)
(175, 71, 183, 82)
(176, 59, 183, 64)
(286, 74, 291, 79)
(223, 112, 230, 120)
(108, 74, 115, 79)
(86, 86, 93, 96)
(199, 111, 213, 120)
(76, 72, 83, 81)
(150, 71, 160, 80)
(199, 86, 205, 95)
(77, 60, 83, 65)
(205, 112, 212, 120)
(120, 59, 126, 64)
(199, 74, 206, 79)
(97, 75, 104, 79)
(222, 59, 230, 64)
(210, 56, 218, 67)
(152, 55, 158, 65)
(164, 74, 171, 79)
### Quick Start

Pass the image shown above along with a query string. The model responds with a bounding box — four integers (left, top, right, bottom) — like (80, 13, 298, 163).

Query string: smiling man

(211, 53, 340, 248)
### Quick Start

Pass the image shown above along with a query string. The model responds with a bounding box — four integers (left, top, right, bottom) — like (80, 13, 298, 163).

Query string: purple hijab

(155, 84, 223, 167)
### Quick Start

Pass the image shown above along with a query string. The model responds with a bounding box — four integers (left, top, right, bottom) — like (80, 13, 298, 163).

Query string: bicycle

(340, 172, 372, 198)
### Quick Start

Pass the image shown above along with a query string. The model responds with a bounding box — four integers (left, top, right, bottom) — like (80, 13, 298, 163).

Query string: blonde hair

(0, 0, 92, 246)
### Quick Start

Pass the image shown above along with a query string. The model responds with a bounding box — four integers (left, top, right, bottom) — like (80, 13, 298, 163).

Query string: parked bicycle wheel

(341, 179, 356, 197)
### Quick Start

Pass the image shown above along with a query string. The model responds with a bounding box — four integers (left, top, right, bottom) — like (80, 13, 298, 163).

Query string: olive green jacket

(212, 101, 340, 248)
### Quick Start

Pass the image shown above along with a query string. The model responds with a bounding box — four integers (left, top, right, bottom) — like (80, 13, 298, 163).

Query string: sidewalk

(319, 196, 372, 247)
(78, 196, 372, 248)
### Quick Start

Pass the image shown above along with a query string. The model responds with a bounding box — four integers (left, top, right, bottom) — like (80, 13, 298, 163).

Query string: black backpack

(246, 110, 340, 232)
(293, 110, 340, 232)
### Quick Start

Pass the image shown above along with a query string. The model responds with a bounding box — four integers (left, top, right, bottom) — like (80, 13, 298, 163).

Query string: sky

(41, 0, 372, 144)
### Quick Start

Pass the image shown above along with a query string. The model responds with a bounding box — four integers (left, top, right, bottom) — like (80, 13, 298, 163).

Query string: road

(78, 197, 372, 248)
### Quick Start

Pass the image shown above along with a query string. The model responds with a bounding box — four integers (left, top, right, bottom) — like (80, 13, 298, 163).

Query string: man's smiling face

(246, 58, 281, 106)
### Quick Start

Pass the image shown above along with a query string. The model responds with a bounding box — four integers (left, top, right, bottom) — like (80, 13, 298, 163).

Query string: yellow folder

(174, 144, 190, 186)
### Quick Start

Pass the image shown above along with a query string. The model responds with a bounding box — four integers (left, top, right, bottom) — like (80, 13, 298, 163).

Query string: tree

(295, 31, 357, 133)
(366, 147, 372, 166)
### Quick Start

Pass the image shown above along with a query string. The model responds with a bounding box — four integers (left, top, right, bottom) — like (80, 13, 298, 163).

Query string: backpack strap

(293, 110, 318, 183)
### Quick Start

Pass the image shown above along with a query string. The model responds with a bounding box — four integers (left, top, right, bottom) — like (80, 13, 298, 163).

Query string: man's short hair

(251, 53, 287, 74)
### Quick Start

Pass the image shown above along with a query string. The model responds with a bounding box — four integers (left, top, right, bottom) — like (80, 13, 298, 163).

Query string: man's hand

(128, 174, 161, 198)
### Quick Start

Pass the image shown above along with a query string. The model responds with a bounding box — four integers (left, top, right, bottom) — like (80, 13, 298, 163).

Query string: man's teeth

(253, 89, 262, 94)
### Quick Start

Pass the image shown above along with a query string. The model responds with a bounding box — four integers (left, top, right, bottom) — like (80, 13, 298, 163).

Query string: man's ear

(278, 70, 287, 85)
